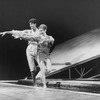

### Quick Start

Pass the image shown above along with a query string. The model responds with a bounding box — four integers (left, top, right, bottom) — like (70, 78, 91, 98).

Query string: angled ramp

(47, 54, 100, 79)
(48, 29, 100, 79)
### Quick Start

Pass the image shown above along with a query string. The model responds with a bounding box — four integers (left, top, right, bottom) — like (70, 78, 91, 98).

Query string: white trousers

(26, 44, 37, 72)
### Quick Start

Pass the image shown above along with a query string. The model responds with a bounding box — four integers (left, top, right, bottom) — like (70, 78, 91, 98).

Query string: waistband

(28, 42, 37, 45)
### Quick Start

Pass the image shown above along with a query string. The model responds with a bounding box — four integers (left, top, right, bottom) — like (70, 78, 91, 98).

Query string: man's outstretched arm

(0, 30, 24, 37)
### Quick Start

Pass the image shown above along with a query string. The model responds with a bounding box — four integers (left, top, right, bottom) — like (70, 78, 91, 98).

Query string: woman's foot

(43, 85, 47, 88)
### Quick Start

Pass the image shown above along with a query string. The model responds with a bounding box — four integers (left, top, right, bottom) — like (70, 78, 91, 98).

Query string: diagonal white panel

(50, 28, 100, 71)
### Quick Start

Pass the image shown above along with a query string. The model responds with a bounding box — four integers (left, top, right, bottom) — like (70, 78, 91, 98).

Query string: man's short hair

(39, 24, 47, 30)
(29, 18, 37, 24)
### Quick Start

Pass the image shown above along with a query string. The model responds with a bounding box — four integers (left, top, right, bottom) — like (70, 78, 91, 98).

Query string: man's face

(29, 23, 36, 29)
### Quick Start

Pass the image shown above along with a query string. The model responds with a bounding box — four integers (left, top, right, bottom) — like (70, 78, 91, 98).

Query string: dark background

(0, 0, 100, 79)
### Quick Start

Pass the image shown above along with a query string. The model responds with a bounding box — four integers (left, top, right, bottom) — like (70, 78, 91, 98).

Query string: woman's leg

(46, 58, 52, 72)
(38, 61, 46, 88)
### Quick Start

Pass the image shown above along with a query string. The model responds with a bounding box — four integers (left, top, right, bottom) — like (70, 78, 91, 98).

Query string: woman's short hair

(39, 24, 47, 30)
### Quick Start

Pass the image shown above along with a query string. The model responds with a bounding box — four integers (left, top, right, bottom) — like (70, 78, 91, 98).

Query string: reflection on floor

(0, 80, 100, 100)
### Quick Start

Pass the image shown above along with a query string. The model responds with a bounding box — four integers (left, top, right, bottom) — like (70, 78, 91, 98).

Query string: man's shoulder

(24, 29, 31, 32)
(48, 35, 54, 39)
(23, 29, 32, 34)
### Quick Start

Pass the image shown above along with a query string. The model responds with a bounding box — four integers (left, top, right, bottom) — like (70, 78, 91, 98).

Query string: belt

(28, 42, 37, 45)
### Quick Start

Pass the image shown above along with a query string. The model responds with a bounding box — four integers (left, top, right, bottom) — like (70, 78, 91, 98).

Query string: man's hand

(0, 32, 6, 37)
(14, 36, 19, 39)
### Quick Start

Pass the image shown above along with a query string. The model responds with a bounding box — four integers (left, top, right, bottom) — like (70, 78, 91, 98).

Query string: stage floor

(0, 81, 100, 100)
(18, 78, 100, 94)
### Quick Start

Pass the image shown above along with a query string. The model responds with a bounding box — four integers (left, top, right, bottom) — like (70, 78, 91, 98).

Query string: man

(36, 24, 54, 88)
(13, 18, 40, 86)
(25, 18, 40, 86)
(0, 18, 40, 86)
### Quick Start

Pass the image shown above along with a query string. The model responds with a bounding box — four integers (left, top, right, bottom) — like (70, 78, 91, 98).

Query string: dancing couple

(0, 18, 54, 88)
